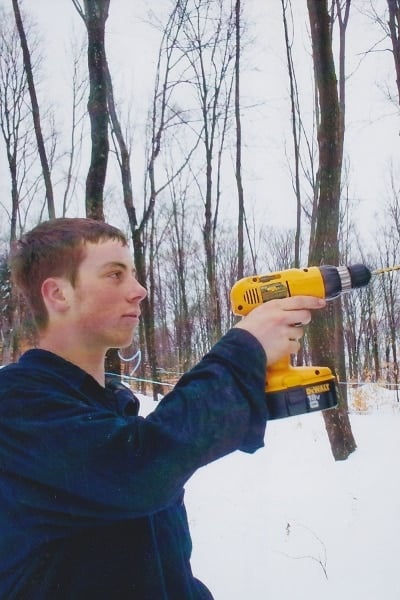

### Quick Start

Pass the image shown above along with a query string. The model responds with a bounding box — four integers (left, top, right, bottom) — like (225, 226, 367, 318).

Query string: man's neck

(38, 330, 106, 387)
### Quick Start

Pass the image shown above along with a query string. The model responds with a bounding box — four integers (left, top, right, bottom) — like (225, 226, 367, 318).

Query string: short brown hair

(10, 217, 128, 330)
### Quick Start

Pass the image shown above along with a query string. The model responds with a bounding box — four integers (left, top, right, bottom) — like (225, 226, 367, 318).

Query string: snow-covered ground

(140, 385, 400, 599)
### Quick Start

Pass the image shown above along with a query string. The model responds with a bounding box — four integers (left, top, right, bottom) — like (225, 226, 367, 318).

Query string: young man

(0, 218, 325, 599)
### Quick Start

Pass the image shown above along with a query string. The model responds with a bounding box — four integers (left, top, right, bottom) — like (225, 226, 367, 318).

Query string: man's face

(67, 239, 147, 351)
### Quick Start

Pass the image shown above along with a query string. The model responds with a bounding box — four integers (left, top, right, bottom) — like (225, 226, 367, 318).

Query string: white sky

(0, 0, 398, 250)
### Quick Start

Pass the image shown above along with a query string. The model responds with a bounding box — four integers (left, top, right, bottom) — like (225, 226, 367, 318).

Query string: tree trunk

(307, 0, 356, 460)
(82, 0, 110, 219)
(12, 0, 55, 219)
(133, 226, 163, 400)
(72, 0, 121, 375)
(235, 0, 245, 279)
(281, 0, 302, 267)
(387, 0, 400, 104)
(105, 63, 137, 233)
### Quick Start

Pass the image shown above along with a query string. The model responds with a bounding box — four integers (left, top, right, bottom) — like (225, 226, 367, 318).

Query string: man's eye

(110, 271, 122, 279)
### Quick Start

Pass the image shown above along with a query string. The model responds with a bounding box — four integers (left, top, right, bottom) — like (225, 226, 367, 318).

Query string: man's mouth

(122, 313, 140, 321)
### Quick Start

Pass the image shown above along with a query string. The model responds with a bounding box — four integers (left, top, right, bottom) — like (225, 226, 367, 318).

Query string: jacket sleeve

(0, 329, 268, 520)
(151, 327, 268, 456)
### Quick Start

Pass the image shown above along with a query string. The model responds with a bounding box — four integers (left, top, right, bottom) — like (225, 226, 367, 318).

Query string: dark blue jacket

(0, 329, 268, 599)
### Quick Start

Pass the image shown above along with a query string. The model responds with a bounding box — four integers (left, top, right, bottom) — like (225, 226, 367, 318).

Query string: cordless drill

(230, 264, 372, 419)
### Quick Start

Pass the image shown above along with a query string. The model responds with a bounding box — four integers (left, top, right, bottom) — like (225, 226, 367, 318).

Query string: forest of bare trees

(0, 0, 399, 460)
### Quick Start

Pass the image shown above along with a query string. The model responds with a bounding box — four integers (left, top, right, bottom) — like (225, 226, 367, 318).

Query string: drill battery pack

(265, 377, 338, 419)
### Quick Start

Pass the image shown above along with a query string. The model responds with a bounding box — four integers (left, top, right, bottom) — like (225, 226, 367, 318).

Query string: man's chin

(119, 333, 136, 349)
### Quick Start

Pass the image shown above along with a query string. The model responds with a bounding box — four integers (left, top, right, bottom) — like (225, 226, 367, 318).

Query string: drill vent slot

(244, 289, 261, 305)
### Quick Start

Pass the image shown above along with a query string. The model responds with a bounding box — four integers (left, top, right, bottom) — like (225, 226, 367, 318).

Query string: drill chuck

(320, 264, 372, 300)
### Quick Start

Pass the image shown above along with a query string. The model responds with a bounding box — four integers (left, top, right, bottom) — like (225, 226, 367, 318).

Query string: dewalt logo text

(306, 383, 330, 396)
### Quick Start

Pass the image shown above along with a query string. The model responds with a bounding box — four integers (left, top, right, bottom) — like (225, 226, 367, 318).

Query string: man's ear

(41, 277, 71, 314)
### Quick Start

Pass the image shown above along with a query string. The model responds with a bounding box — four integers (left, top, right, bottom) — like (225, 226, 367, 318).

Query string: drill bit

(373, 265, 400, 275)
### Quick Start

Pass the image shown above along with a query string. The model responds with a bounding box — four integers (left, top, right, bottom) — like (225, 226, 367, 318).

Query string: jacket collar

(18, 349, 139, 417)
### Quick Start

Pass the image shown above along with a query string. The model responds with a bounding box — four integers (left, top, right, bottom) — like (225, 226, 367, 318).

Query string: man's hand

(234, 296, 326, 365)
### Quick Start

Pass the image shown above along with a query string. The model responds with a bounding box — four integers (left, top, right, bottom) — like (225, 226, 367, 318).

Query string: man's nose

(129, 277, 147, 301)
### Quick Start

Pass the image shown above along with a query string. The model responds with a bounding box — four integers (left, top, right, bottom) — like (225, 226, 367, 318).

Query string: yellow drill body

(230, 267, 326, 315)
(230, 264, 371, 419)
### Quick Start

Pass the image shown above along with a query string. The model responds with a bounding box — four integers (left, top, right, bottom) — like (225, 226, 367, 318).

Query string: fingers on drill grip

(233, 296, 325, 363)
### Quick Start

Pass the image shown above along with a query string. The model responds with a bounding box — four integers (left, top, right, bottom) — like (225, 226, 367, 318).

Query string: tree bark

(235, 0, 245, 279)
(72, 0, 122, 375)
(281, 0, 302, 267)
(12, 0, 55, 219)
(307, 0, 356, 460)
(387, 0, 400, 104)
(82, 0, 110, 219)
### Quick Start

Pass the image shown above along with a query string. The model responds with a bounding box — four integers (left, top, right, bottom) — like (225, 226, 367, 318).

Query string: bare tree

(235, 0, 245, 279)
(387, 0, 400, 104)
(132, 2, 193, 397)
(12, 0, 55, 219)
(375, 195, 400, 396)
(132, 1, 219, 394)
(281, 0, 303, 267)
(72, 0, 110, 219)
(307, 0, 356, 460)
(0, 7, 45, 360)
(153, 181, 196, 373)
(166, 180, 194, 372)
(0, 8, 29, 242)
(176, 0, 236, 344)
(62, 36, 88, 216)
(386, 166, 400, 237)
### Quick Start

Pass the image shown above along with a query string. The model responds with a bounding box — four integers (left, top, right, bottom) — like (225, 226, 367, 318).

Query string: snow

(138, 385, 400, 599)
